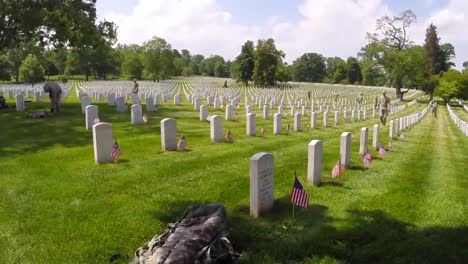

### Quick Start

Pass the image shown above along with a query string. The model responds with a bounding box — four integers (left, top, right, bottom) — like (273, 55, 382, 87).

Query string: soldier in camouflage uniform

(132, 79, 139, 94)
(356, 92, 364, 110)
(43, 81, 62, 113)
(376, 91, 390, 126)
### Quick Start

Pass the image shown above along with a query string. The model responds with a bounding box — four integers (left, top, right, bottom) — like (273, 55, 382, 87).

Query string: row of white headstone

(1, 83, 71, 112)
(447, 104, 468, 136)
(92, 118, 180, 164)
(250, 105, 431, 217)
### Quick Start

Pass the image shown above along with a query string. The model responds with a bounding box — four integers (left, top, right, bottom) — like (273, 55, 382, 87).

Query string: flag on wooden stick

(291, 176, 309, 208)
(363, 152, 372, 168)
(260, 127, 266, 137)
(378, 145, 387, 158)
(111, 140, 122, 159)
(331, 160, 342, 178)
(177, 135, 187, 151)
(143, 114, 149, 123)
(225, 130, 232, 143)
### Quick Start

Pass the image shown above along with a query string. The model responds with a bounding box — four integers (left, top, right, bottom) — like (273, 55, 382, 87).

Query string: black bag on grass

(131, 204, 238, 264)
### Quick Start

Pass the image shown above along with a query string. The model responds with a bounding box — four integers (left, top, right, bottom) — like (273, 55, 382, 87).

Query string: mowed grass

(1, 82, 467, 263)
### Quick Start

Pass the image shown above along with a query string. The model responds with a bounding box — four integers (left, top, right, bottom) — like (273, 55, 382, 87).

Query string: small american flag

(143, 114, 149, 123)
(93, 117, 101, 124)
(225, 130, 232, 143)
(111, 140, 122, 159)
(331, 160, 342, 178)
(363, 152, 372, 168)
(177, 135, 187, 151)
(261, 127, 266, 137)
(290, 177, 309, 208)
(286, 123, 291, 134)
(378, 145, 387, 157)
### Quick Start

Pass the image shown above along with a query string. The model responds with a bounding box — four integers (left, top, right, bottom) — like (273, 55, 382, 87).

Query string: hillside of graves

(1, 77, 467, 263)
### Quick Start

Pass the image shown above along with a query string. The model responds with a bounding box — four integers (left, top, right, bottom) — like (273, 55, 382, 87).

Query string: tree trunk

(394, 78, 404, 101)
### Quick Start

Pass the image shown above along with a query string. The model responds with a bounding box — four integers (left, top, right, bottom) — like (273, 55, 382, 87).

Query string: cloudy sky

(96, 0, 467, 68)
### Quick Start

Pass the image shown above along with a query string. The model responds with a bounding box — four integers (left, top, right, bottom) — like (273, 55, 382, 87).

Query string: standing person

(377, 91, 390, 126)
(43, 81, 62, 113)
(356, 92, 364, 110)
(431, 100, 437, 117)
(333, 91, 339, 109)
(132, 79, 139, 95)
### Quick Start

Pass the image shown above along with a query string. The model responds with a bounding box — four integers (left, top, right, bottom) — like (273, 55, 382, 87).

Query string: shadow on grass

(148, 199, 468, 264)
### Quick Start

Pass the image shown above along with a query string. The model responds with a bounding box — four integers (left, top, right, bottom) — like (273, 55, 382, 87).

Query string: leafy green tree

(19, 54, 45, 85)
(276, 63, 292, 83)
(363, 10, 417, 99)
(202, 55, 225, 77)
(440, 43, 455, 72)
(233, 41, 255, 85)
(291, 53, 326, 82)
(463, 61, 468, 73)
(142, 37, 172, 81)
(122, 53, 144, 79)
(252, 38, 284, 86)
(435, 69, 467, 103)
(190, 54, 205, 75)
(333, 60, 348, 84)
(324, 57, 345, 83)
(436, 80, 461, 104)
(346, 57, 362, 84)
(424, 24, 445, 75)
(214, 61, 228, 77)
(0, 0, 100, 51)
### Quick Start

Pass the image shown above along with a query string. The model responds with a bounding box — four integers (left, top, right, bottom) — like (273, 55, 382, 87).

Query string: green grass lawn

(1, 82, 467, 263)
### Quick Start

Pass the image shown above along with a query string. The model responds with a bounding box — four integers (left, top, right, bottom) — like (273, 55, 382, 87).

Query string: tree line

(0, 2, 466, 101)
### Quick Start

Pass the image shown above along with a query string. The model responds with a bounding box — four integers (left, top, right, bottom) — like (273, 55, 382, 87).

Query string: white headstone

(311, 112, 317, 129)
(16, 94, 24, 111)
(246, 113, 256, 136)
(161, 118, 177, 151)
(210, 115, 223, 143)
(273, 113, 281, 135)
(200, 105, 208, 121)
(194, 98, 201, 111)
(81, 95, 91, 114)
(294, 113, 301, 132)
(389, 120, 395, 139)
(372, 124, 380, 150)
(263, 105, 269, 119)
(323, 111, 328, 128)
(146, 97, 156, 112)
(359, 127, 368, 157)
(246, 105, 253, 115)
(250, 152, 274, 218)
(34, 92, 41, 102)
(155, 94, 161, 106)
(341, 132, 351, 169)
(334, 111, 339, 126)
(85, 105, 99, 131)
(116, 97, 126, 112)
(225, 105, 233, 120)
(108, 93, 116, 106)
(307, 140, 323, 186)
(174, 94, 181, 105)
(131, 104, 143, 125)
(93, 122, 114, 164)
(132, 94, 140, 105)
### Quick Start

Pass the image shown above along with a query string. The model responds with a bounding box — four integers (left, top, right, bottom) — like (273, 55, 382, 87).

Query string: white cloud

(99, 0, 467, 68)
